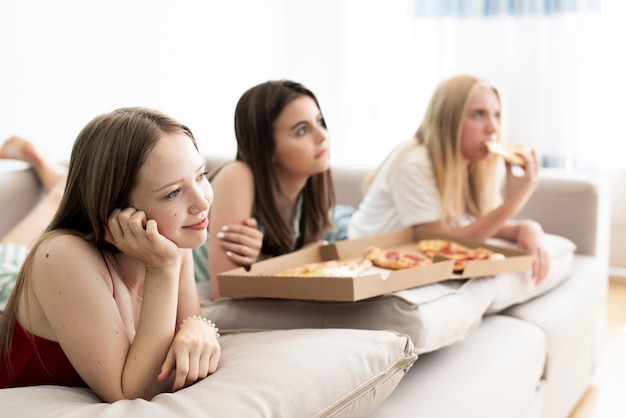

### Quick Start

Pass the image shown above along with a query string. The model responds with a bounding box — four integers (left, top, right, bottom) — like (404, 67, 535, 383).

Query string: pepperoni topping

(385, 251, 400, 260)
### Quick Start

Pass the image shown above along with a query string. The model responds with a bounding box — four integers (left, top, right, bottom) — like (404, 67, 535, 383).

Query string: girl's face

(272, 95, 330, 179)
(129, 132, 213, 249)
(460, 86, 501, 161)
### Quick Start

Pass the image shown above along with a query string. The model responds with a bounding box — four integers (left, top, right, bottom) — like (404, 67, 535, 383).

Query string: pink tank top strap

(99, 250, 115, 297)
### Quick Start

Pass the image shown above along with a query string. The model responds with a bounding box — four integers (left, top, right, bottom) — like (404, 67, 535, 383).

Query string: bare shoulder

(34, 232, 94, 258)
(30, 233, 104, 280)
(211, 161, 253, 187)
(209, 162, 255, 220)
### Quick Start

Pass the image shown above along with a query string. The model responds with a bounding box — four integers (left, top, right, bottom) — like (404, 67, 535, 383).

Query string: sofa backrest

(205, 156, 368, 208)
(0, 160, 607, 260)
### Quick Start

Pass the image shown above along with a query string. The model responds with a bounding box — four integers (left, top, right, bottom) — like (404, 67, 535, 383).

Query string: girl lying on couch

(0, 136, 263, 311)
(0, 109, 222, 400)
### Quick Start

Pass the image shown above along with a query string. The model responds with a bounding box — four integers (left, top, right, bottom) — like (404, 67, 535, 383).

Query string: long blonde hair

(0, 107, 198, 369)
(365, 75, 502, 226)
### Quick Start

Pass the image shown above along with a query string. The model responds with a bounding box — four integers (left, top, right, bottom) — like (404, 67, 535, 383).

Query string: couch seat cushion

(368, 315, 547, 418)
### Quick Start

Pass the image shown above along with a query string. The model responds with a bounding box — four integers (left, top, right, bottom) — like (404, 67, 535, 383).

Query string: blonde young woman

(208, 80, 336, 299)
(348, 74, 549, 283)
(0, 108, 221, 400)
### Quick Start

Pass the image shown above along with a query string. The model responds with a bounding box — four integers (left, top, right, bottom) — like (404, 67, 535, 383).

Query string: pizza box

(217, 227, 534, 302)
(217, 228, 455, 302)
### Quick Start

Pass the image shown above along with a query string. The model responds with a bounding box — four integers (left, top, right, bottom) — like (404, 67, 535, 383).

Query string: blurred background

(1, 0, 625, 266)
(1, 0, 621, 169)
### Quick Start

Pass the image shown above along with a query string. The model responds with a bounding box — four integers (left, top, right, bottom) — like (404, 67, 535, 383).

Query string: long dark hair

(233, 80, 335, 255)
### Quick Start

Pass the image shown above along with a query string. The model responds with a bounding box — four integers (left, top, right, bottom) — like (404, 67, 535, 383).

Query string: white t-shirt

(348, 142, 441, 239)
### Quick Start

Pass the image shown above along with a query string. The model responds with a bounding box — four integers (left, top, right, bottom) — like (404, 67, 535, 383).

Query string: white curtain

(331, 0, 617, 172)
(1, 0, 622, 172)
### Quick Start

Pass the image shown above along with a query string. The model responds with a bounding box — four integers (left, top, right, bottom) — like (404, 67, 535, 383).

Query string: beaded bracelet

(180, 315, 220, 338)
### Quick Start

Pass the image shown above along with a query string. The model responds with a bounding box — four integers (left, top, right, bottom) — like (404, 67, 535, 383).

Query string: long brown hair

(233, 80, 335, 255)
(0, 107, 198, 368)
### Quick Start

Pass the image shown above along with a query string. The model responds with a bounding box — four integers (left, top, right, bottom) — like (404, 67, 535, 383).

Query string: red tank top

(0, 251, 115, 389)
(0, 321, 87, 388)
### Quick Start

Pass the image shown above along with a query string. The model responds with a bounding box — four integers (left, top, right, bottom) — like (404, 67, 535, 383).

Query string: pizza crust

(485, 141, 526, 166)
(275, 258, 373, 277)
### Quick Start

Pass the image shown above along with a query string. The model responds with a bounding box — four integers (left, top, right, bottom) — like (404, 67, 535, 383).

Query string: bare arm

(29, 234, 179, 402)
(208, 162, 258, 299)
(29, 207, 219, 401)
(158, 249, 220, 391)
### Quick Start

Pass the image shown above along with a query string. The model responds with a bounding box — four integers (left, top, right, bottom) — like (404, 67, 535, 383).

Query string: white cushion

(0, 328, 416, 418)
(485, 233, 576, 312)
(369, 315, 547, 418)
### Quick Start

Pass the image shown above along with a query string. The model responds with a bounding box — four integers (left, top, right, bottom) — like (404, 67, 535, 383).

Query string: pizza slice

(485, 141, 526, 166)
(365, 246, 432, 270)
(275, 258, 373, 277)
(417, 239, 504, 273)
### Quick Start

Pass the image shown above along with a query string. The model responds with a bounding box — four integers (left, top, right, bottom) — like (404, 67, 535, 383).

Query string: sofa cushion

(202, 233, 575, 354)
(501, 255, 607, 418)
(485, 232, 577, 313)
(0, 328, 416, 418)
(368, 315, 547, 418)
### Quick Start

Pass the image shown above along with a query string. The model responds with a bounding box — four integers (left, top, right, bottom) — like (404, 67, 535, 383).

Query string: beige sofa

(0, 159, 609, 418)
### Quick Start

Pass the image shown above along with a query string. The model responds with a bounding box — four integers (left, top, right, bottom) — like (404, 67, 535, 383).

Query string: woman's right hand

(216, 217, 263, 267)
(157, 316, 221, 392)
(502, 148, 540, 215)
(105, 207, 180, 269)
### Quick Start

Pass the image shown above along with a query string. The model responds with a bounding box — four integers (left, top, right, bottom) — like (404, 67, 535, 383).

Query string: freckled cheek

(150, 212, 179, 236)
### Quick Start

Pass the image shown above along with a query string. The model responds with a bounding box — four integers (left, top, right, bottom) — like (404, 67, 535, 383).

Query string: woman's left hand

(157, 317, 221, 392)
(516, 220, 550, 284)
(217, 217, 263, 267)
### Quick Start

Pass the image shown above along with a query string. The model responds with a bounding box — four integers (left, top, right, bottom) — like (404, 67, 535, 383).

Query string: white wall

(2, 0, 625, 266)
(1, 0, 624, 171)
(0, 0, 345, 163)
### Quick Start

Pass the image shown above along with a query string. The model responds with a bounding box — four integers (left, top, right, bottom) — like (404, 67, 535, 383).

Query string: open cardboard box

(217, 227, 534, 302)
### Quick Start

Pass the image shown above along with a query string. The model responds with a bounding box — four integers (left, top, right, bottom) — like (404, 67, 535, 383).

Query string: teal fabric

(0, 243, 28, 310)
(193, 240, 210, 284)
(325, 205, 355, 243)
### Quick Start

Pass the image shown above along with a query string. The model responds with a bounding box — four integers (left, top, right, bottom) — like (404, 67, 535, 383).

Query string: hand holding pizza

(501, 146, 540, 216)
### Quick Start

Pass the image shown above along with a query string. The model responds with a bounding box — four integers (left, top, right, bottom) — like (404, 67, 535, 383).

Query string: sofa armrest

(516, 168, 610, 258)
(0, 167, 43, 238)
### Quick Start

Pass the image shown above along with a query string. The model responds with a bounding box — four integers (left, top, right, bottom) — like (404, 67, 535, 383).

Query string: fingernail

(217, 232, 224, 238)
(226, 251, 232, 257)
(221, 225, 229, 231)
